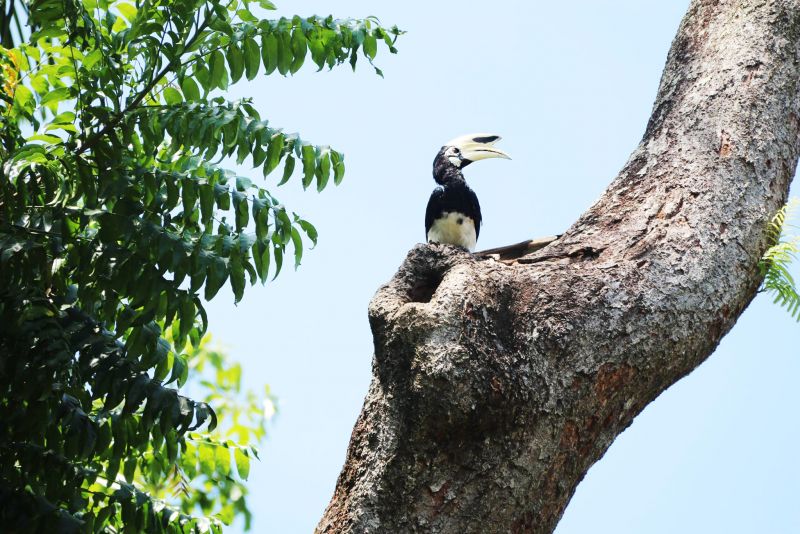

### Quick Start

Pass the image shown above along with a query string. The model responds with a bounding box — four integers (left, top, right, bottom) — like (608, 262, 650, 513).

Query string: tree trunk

(317, 1, 800, 532)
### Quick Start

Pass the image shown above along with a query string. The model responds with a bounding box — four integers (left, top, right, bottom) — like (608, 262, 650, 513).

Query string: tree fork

(318, 1, 800, 532)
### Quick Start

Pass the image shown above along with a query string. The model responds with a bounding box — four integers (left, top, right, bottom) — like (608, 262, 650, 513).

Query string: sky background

(203, 1, 800, 532)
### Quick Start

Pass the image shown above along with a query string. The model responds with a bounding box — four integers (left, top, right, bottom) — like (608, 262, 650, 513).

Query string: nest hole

(408, 271, 444, 303)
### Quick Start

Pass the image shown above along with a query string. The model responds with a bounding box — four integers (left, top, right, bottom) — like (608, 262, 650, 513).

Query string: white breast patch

(427, 211, 477, 251)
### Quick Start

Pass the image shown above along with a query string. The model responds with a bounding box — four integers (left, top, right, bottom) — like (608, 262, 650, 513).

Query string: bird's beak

(460, 142, 511, 162)
(446, 133, 511, 162)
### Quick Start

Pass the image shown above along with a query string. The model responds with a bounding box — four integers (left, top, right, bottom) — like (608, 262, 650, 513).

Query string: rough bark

(317, 1, 800, 532)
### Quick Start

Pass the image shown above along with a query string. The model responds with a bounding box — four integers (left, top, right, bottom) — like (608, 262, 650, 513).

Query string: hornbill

(425, 133, 510, 251)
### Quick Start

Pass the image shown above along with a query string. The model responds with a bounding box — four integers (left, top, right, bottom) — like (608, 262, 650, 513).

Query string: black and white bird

(425, 133, 510, 251)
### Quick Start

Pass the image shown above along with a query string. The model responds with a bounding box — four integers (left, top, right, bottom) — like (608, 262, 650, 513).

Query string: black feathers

(424, 180, 482, 240)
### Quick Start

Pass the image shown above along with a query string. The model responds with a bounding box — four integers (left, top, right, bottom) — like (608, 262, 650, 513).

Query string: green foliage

(760, 198, 800, 320)
(0, 0, 400, 531)
(135, 335, 274, 531)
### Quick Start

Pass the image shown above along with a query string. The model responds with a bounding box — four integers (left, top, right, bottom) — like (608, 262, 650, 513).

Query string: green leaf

(234, 448, 250, 479)
(277, 32, 292, 75)
(106, 457, 121, 484)
(316, 150, 331, 192)
(301, 145, 315, 189)
(179, 297, 195, 343)
(364, 34, 378, 60)
(264, 133, 284, 176)
(244, 37, 260, 80)
(290, 226, 303, 268)
(261, 33, 278, 74)
(83, 49, 103, 69)
(198, 442, 215, 475)
(194, 62, 211, 91)
(12, 85, 34, 115)
(165, 431, 178, 463)
(254, 240, 270, 282)
(230, 256, 245, 302)
(27, 134, 62, 144)
(272, 245, 283, 280)
(236, 175, 253, 191)
(163, 87, 183, 105)
(227, 45, 245, 84)
(205, 258, 228, 300)
(298, 219, 318, 246)
(209, 50, 229, 90)
(279, 155, 295, 186)
(169, 354, 187, 386)
(40, 87, 72, 107)
(180, 77, 201, 101)
(290, 28, 307, 73)
(331, 150, 346, 185)
(215, 184, 231, 211)
(154, 350, 172, 382)
(199, 184, 214, 225)
(215, 444, 231, 475)
(117, 2, 137, 22)
(182, 178, 198, 216)
(234, 192, 249, 231)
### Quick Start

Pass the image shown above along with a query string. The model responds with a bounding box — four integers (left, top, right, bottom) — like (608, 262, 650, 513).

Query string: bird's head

(433, 133, 510, 184)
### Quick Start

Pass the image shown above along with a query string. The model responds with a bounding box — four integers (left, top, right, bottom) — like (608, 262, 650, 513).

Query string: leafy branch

(759, 198, 800, 320)
(75, 11, 216, 157)
(0, 0, 401, 531)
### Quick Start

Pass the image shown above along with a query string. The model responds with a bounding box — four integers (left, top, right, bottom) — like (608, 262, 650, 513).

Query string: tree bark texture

(317, 1, 800, 532)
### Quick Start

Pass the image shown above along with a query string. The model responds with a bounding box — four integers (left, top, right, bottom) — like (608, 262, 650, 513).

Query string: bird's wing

(425, 187, 445, 238)
(465, 186, 482, 240)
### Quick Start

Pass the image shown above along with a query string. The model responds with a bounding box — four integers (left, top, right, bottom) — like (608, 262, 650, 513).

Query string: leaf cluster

(759, 198, 800, 320)
(0, 0, 399, 531)
(135, 336, 274, 530)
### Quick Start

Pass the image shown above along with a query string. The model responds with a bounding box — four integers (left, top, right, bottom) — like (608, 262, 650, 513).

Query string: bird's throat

(433, 160, 465, 186)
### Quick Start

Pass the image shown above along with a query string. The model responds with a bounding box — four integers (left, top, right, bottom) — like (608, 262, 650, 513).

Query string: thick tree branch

(318, 1, 800, 532)
(475, 235, 561, 261)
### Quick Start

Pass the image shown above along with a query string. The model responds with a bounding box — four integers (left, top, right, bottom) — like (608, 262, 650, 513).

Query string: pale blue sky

(207, 1, 800, 532)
